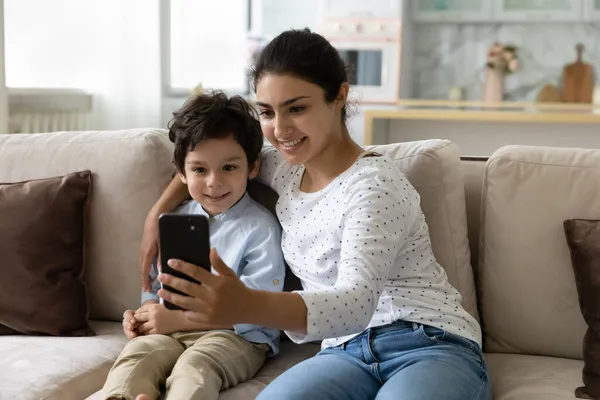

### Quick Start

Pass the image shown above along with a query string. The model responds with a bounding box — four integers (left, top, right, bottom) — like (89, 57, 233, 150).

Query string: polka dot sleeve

(286, 171, 419, 343)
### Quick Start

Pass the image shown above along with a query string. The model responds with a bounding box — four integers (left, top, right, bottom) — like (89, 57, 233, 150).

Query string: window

(163, 0, 251, 96)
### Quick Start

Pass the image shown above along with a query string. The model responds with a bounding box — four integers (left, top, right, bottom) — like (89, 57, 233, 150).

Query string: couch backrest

(1, 130, 479, 324)
(476, 145, 600, 359)
(367, 140, 479, 321)
(0, 129, 175, 321)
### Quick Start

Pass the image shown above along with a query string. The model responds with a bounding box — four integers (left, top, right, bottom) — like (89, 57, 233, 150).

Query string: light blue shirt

(142, 192, 285, 356)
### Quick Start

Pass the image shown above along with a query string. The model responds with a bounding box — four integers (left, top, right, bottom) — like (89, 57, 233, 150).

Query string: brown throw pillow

(565, 219, 600, 399)
(0, 171, 94, 336)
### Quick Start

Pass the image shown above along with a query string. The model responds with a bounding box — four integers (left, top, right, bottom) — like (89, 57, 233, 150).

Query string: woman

(140, 28, 491, 399)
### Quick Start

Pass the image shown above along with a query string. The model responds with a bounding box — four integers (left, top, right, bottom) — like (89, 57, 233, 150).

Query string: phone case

(158, 213, 211, 310)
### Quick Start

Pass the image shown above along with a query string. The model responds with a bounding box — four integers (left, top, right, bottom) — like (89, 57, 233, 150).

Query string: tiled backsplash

(413, 23, 600, 101)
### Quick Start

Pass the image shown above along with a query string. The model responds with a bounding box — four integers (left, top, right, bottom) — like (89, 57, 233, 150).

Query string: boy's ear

(178, 171, 188, 184)
(248, 159, 260, 180)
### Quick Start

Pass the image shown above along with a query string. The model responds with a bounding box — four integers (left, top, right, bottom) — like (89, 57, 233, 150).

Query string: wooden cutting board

(561, 49, 595, 103)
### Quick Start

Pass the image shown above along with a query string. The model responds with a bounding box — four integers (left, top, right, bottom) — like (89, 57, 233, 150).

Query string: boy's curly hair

(168, 90, 263, 173)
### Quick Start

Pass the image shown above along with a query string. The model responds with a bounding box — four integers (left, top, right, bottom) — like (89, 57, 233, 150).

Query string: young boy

(102, 91, 285, 400)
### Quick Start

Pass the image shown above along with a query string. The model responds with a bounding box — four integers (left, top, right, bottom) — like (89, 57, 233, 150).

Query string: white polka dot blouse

(258, 146, 481, 349)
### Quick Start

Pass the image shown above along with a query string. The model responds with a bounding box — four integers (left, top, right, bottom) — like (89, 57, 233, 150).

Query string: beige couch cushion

(367, 140, 478, 320)
(479, 145, 600, 359)
(0, 129, 175, 321)
(1, 321, 127, 400)
(486, 353, 584, 400)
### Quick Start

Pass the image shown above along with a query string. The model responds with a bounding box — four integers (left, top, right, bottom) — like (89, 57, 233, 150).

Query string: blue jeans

(257, 320, 491, 400)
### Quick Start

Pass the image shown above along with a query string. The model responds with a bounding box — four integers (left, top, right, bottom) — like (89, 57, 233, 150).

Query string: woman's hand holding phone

(158, 248, 255, 327)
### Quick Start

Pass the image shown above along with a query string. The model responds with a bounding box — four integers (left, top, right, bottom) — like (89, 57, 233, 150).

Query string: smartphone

(158, 213, 211, 311)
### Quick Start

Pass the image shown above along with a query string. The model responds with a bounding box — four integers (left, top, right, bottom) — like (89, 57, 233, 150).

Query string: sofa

(0, 128, 595, 400)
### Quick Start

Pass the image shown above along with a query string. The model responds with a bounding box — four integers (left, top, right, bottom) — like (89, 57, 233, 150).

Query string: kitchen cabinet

(583, 0, 600, 20)
(412, 0, 590, 22)
(493, 0, 582, 21)
(412, 0, 493, 22)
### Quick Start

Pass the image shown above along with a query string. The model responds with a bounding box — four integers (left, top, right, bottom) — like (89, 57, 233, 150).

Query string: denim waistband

(365, 319, 482, 355)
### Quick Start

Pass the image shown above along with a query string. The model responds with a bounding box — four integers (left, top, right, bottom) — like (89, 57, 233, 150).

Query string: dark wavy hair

(168, 90, 263, 173)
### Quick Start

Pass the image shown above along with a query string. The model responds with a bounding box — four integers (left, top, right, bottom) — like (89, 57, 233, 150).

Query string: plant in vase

(482, 42, 519, 103)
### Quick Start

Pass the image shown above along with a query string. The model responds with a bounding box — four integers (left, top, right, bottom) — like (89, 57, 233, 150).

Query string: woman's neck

(301, 131, 363, 193)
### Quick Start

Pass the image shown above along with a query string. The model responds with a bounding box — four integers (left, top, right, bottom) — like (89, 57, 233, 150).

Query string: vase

(482, 68, 504, 103)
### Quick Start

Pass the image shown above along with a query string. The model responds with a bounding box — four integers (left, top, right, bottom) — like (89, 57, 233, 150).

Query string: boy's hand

(134, 303, 184, 335)
(122, 309, 140, 340)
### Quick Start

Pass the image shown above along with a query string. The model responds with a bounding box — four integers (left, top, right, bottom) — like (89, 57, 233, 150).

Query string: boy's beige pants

(102, 330, 269, 400)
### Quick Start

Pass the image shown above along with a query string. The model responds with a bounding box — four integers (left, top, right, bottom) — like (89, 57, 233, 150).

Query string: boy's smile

(204, 192, 230, 200)
(203, 191, 232, 203)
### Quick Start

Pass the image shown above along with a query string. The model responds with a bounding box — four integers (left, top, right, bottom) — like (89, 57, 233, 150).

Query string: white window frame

(160, 0, 253, 98)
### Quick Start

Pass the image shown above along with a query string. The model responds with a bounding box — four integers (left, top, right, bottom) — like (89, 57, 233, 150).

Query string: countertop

(364, 100, 600, 122)
(363, 100, 600, 145)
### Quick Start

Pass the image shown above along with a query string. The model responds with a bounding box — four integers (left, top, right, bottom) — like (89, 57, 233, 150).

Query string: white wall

(4, 0, 161, 131)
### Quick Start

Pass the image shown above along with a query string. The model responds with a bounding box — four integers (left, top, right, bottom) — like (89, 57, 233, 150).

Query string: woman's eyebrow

(256, 96, 310, 108)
